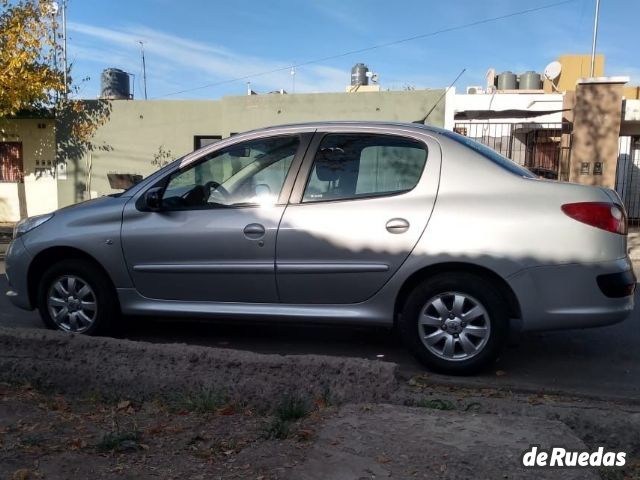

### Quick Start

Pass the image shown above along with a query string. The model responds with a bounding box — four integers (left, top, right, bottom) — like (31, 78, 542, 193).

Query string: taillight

(561, 202, 627, 235)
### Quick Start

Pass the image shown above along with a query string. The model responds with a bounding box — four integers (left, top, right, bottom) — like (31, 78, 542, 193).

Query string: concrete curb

(0, 327, 399, 406)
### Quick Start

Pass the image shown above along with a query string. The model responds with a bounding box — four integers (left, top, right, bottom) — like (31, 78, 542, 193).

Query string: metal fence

(453, 122, 572, 181)
(616, 136, 640, 224)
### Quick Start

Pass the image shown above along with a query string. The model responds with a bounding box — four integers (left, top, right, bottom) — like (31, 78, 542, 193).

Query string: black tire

(37, 258, 119, 336)
(399, 272, 509, 375)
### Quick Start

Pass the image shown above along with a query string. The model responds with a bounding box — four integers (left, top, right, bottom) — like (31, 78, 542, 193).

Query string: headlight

(13, 214, 53, 239)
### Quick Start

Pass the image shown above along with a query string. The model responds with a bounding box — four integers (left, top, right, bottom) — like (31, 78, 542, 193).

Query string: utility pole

(62, 0, 68, 98)
(138, 41, 148, 100)
(590, 0, 601, 77)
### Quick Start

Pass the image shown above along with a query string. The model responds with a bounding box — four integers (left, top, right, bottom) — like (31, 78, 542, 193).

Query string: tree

(0, 0, 65, 116)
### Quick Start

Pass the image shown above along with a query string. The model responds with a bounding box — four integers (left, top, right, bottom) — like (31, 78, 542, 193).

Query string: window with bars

(0, 143, 23, 182)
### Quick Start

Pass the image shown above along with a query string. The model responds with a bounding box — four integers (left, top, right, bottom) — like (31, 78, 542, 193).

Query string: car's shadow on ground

(120, 312, 640, 399)
(123, 316, 420, 368)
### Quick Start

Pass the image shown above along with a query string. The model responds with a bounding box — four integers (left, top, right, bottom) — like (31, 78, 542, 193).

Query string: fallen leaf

(376, 454, 392, 464)
(117, 400, 132, 411)
(68, 438, 87, 450)
(217, 404, 236, 416)
(495, 370, 507, 377)
(12, 469, 32, 480)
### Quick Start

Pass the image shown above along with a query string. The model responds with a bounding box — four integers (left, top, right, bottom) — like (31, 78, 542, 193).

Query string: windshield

(440, 130, 535, 178)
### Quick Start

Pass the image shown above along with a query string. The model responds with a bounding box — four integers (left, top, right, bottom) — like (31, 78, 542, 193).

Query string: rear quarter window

(440, 130, 535, 178)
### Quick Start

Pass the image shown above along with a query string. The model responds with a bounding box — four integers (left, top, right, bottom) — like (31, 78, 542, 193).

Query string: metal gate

(616, 136, 640, 225)
(453, 122, 572, 180)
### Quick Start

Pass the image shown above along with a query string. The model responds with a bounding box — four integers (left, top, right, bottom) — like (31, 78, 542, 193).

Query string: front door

(276, 128, 441, 304)
(121, 133, 309, 302)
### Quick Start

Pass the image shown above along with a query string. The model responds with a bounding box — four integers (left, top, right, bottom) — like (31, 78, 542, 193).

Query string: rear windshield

(440, 130, 535, 178)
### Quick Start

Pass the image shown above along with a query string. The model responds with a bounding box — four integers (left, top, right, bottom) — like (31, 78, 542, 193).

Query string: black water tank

(100, 68, 131, 99)
(351, 63, 369, 86)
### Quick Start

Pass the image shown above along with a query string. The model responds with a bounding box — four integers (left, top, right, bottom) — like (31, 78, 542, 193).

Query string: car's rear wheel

(37, 259, 118, 335)
(399, 272, 508, 375)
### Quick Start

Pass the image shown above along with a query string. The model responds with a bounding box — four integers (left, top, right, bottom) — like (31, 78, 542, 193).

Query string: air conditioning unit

(466, 86, 484, 94)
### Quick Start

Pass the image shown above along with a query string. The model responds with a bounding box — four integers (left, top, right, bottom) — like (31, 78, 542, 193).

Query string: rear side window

(440, 130, 535, 178)
(303, 134, 427, 202)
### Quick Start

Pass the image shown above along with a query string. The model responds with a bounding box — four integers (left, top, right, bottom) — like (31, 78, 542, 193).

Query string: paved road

(1, 261, 638, 401)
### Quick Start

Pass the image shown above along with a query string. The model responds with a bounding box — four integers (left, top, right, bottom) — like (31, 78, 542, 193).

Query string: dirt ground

(2, 380, 639, 480)
(0, 383, 323, 480)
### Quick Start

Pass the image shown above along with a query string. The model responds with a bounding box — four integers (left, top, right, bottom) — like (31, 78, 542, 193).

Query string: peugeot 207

(5, 122, 635, 374)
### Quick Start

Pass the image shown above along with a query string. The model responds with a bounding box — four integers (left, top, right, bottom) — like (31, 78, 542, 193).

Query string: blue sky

(62, 0, 638, 100)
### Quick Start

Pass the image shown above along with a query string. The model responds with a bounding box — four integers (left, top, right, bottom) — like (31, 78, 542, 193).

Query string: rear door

(276, 126, 441, 304)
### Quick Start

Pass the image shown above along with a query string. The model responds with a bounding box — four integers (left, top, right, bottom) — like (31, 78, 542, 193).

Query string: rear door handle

(243, 223, 266, 239)
(386, 218, 410, 234)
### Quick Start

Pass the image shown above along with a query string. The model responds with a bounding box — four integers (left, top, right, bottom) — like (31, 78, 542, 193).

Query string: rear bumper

(508, 257, 635, 332)
(4, 238, 34, 310)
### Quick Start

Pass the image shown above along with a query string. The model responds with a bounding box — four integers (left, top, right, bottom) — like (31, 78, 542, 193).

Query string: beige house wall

(0, 118, 57, 222)
(56, 90, 445, 207)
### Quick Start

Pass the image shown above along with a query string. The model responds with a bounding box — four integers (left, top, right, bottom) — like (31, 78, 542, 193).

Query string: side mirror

(144, 187, 164, 211)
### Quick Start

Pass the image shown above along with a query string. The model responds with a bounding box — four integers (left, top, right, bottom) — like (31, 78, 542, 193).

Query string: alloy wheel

(419, 291, 491, 361)
(47, 275, 98, 333)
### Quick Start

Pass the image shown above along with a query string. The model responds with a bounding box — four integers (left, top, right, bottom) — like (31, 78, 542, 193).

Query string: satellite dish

(544, 61, 562, 81)
(485, 68, 496, 89)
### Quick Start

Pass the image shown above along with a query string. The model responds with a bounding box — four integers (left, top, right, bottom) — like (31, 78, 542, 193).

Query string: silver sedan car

(5, 122, 635, 374)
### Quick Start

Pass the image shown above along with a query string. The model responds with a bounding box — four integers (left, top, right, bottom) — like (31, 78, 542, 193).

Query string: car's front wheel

(399, 272, 509, 375)
(37, 259, 118, 335)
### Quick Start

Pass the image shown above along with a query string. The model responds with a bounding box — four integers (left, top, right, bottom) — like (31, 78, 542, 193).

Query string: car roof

(241, 121, 449, 136)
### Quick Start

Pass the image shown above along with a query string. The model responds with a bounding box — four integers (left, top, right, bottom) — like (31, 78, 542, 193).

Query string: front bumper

(508, 256, 635, 332)
(4, 237, 34, 310)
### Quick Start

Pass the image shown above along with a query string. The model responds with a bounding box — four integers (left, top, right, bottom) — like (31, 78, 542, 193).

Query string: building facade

(55, 89, 447, 209)
(0, 115, 57, 222)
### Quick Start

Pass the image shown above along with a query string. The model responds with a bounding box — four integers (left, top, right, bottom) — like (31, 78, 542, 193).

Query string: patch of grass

(275, 394, 310, 422)
(262, 394, 312, 440)
(319, 386, 334, 408)
(167, 388, 226, 414)
(96, 431, 141, 452)
(83, 390, 121, 406)
(416, 398, 456, 411)
(263, 417, 291, 440)
(20, 435, 44, 448)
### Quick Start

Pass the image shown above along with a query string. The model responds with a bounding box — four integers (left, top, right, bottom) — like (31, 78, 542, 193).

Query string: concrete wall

(56, 90, 445, 206)
(0, 118, 57, 222)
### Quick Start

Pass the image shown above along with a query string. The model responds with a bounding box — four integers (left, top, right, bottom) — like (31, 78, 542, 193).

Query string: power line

(153, 0, 577, 99)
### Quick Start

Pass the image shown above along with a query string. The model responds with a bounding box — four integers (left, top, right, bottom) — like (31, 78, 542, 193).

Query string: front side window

(302, 134, 428, 202)
(162, 135, 299, 209)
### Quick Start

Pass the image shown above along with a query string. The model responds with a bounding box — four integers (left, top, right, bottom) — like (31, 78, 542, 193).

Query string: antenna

(138, 40, 148, 100)
(290, 66, 296, 93)
(414, 68, 466, 124)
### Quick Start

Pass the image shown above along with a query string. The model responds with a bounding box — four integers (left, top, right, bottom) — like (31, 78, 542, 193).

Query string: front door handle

(243, 223, 266, 239)
(386, 218, 410, 234)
